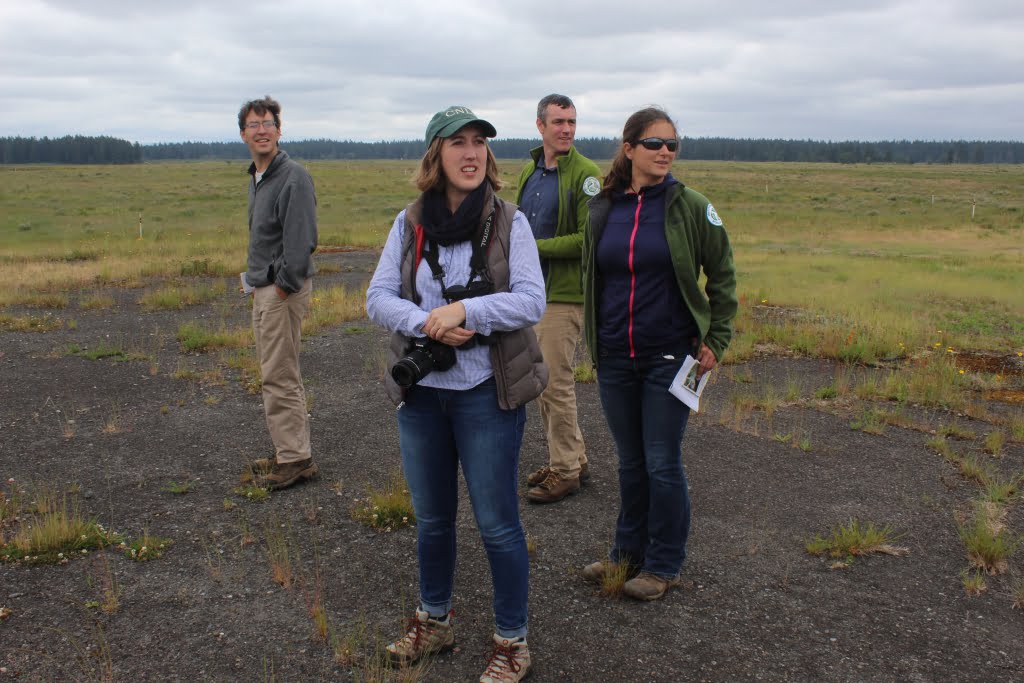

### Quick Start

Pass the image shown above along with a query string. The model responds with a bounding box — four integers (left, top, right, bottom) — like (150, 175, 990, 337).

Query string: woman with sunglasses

(580, 107, 737, 601)
(366, 106, 547, 682)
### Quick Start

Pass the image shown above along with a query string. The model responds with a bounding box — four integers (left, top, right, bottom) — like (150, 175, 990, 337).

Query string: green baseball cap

(424, 106, 497, 144)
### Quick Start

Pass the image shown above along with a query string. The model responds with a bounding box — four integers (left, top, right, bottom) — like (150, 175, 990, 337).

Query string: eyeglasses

(244, 120, 278, 130)
(637, 137, 678, 152)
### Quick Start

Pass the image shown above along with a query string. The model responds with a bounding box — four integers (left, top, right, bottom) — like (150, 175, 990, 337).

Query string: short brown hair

(536, 94, 575, 122)
(412, 129, 503, 194)
(237, 96, 282, 131)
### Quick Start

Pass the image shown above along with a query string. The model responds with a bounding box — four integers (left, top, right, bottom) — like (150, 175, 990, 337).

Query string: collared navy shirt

(519, 157, 560, 278)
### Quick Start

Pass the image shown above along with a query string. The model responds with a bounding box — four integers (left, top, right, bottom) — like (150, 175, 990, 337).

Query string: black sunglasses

(636, 137, 679, 152)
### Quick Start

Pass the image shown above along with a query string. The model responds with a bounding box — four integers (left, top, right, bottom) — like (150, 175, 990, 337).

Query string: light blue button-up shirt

(366, 208, 546, 391)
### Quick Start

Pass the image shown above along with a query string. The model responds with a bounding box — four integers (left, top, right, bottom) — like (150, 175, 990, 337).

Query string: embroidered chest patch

(582, 176, 601, 197)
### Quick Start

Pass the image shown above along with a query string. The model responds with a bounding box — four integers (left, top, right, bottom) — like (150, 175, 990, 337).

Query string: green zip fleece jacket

(515, 145, 602, 304)
(583, 183, 738, 365)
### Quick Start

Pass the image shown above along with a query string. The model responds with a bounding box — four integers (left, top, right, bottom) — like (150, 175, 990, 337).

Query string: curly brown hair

(237, 96, 282, 131)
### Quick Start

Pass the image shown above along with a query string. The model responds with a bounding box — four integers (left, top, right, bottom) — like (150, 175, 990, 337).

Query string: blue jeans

(597, 347, 693, 578)
(397, 378, 529, 639)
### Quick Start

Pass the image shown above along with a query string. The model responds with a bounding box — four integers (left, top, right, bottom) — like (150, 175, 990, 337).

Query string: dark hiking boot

(526, 470, 580, 504)
(528, 462, 589, 487)
(257, 458, 318, 490)
(526, 466, 551, 487)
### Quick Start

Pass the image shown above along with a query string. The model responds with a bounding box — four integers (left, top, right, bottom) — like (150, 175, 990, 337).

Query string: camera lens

(391, 351, 430, 389)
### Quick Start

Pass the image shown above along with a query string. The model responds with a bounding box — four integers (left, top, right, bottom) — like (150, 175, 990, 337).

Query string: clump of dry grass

(264, 514, 295, 588)
(958, 503, 1021, 576)
(805, 519, 908, 566)
(0, 312, 63, 332)
(599, 561, 635, 598)
(1, 486, 118, 564)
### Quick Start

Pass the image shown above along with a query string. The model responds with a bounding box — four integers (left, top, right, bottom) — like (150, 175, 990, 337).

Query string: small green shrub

(983, 430, 1004, 456)
(234, 485, 271, 502)
(960, 568, 987, 596)
(1, 488, 118, 564)
(121, 530, 172, 561)
(352, 470, 415, 532)
(805, 519, 904, 561)
(938, 421, 975, 440)
(163, 480, 193, 495)
(850, 408, 886, 435)
(958, 511, 1021, 575)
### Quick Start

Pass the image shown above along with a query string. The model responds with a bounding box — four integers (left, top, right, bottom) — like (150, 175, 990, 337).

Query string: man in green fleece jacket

(238, 96, 319, 491)
(515, 94, 602, 504)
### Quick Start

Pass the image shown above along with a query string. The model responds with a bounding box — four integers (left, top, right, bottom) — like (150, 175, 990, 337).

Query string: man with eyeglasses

(515, 94, 602, 505)
(238, 95, 319, 490)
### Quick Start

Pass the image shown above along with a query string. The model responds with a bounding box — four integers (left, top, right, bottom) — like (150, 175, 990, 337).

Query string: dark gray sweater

(246, 150, 317, 293)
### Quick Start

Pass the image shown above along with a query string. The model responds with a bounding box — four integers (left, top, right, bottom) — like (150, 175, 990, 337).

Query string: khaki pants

(534, 302, 586, 477)
(252, 279, 312, 464)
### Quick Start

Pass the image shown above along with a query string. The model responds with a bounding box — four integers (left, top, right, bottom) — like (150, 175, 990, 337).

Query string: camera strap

(420, 208, 495, 302)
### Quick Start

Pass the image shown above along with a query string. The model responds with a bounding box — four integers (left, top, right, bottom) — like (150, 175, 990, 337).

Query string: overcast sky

(2, 0, 1021, 144)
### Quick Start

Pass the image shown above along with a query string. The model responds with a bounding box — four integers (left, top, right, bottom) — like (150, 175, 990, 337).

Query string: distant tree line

(3, 135, 1023, 164)
(1, 136, 142, 164)
(142, 137, 1024, 164)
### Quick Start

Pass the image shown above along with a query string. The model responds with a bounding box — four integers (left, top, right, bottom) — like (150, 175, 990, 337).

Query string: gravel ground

(1, 249, 1022, 682)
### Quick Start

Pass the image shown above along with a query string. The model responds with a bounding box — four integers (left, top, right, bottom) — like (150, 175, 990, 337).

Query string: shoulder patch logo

(706, 204, 723, 226)
(582, 176, 601, 197)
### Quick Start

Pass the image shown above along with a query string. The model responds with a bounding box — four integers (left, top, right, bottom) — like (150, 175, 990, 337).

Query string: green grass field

(2, 159, 1022, 359)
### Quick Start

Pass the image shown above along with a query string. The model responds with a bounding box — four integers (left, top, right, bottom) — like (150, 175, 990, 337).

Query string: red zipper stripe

(627, 194, 643, 358)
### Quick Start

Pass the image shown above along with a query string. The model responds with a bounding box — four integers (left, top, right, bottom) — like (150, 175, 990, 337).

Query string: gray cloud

(1, 0, 1021, 143)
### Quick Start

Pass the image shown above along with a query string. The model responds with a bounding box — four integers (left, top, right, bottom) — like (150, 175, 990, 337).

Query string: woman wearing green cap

(366, 106, 547, 682)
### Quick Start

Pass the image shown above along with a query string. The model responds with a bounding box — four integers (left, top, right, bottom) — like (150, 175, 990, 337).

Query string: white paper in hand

(240, 272, 255, 295)
(668, 355, 712, 412)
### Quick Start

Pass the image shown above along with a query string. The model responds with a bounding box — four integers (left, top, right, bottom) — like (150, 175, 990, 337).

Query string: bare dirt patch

(1, 250, 1022, 682)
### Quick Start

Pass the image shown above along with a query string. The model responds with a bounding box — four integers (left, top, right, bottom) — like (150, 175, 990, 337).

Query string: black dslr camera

(391, 338, 457, 389)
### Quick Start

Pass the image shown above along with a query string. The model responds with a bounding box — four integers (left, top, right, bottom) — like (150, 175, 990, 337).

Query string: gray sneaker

(479, 634, 531, 682)
(386, 609, 455, 666)
(622, 571, 682, 601)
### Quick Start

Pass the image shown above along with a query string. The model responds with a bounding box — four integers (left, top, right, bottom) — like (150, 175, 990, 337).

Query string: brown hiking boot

(527, 462, 589, 487)
(256, 458, 318, 490)
(386, 609, 455, 666)
(526, 470, 580, 504)
(526, 465, 552, 487)
(622, 571, 682, 601)
(479, 634, 531, 683)
(580, 560, 639, 585)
